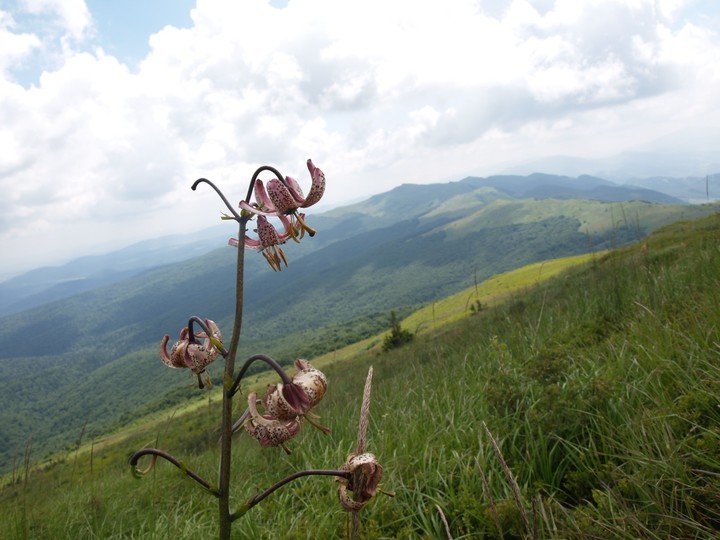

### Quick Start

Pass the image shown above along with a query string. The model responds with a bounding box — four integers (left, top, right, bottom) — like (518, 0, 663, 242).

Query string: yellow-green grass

(13, 251, 598, 478)
(402, 251, 603, 335)
(311, 251, 602, 366)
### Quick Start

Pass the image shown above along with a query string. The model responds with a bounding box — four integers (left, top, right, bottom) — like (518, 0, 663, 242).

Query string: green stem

(129, 448, 219, 497)
(229, 470, 351, 521)
(244, 165, 285, 202)
(228, 354, 293, 397)
(218, 219, 247, 540)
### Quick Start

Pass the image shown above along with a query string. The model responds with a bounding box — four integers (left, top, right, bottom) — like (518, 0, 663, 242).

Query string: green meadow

(2, 213, 719, 539)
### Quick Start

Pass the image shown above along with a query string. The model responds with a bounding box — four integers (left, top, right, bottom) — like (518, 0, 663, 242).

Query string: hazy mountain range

(0, 171, 707, 318)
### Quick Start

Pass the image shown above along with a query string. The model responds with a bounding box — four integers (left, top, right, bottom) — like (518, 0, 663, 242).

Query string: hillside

(0, 175, 719, 473)
(0, 171, 695, 317)
(2, 212, 718, 539)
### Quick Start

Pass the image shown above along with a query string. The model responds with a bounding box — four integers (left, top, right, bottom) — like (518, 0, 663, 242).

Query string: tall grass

(2, 214, 719, 538)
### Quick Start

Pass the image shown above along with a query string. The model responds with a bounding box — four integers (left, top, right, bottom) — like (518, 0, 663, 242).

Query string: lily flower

(290, 159, 326, 209)
(289, 359, 328, 408)
(337, 453, 384, 511)
(244, 392, 302, 453)
(229, 214, 298, 271)
(159, 319, 223, 388)
(263, 359, 330, 433)
(239, 159, 325, 240)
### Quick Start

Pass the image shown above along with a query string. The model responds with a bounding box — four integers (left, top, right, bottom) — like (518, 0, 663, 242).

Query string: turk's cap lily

(337, 453, 384, 511)
(263, 359, 328, 419)
(229, 214, 301, 271)
(244, 392, 302, 452)
(292, 359, 328, 407)
(262, 359, 331, 435)
(238, 159, 325, 239)
(239, 159, 325, 216)
(159, 320, 223, 387)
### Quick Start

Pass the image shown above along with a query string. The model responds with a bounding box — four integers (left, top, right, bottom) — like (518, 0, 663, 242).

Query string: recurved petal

(160, 335, 179, 368)
(238, 201, 279, 217)
(292, 360, 327, 407)
(186, 343, 217, 373)
(203, 319, 223, 347)
(263, 382, 310, 420)
(167, 337, 191, 368)
(302, 159, 325, 208)
(267, 179, 298, 215)
(253, 180, 277, 213)
(283, 176, 305, 204)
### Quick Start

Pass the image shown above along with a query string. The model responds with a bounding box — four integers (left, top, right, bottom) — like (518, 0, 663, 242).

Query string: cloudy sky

(1, 0, 719, 279)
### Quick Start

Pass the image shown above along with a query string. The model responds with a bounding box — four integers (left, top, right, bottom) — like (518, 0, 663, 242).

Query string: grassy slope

(2, 196, 718, 472)
(2, 213, 719, 539)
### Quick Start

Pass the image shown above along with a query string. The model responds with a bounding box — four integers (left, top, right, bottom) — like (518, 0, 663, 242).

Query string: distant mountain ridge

(0, 225, 228, 316)
(459, 173, 684, 203)
(0, 172, 696, 317)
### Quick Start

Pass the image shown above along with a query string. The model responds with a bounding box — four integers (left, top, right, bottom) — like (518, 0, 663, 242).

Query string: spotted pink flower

(244, 392, 302, 453)
(337, 453, 384, 511)
(262, 360, 330, 433)
(229, 214, 299, 271)
(159, 319, 223, 388)
(239, 159, 325, 240)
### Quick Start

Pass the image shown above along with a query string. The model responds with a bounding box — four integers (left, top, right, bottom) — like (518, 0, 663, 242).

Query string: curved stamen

(129, 448, 219, 497)
(229, 353, 293, 397)
(192, 178, 244, 222)
(230, 406, 252, 436)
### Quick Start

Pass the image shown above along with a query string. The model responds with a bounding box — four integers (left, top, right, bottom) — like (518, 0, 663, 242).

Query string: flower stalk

(130, 160, 384, 539)
(216, 218, 247, 538)
(129, 448, 219, 497)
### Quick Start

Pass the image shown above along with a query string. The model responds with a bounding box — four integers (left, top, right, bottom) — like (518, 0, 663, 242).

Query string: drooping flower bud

(337, 453, 384, 511)
(263, 382, 310, 420)
(292, 359, 328, 407)
(159, 319, 223, 388)
(262, 359, 327, 419)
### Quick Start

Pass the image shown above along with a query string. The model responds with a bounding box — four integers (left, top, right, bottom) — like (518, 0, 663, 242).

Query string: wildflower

(244, 392, 302, 453)
(229, 214, 297, 271)
(337, 453, 384, 511)
(159, 319, 223, 388)
(262, 359, 330, 433)
(240, 159, 326, 240)
(289, 359, 328, 407)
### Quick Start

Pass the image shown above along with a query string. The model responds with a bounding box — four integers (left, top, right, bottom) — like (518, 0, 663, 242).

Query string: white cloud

(20, 0, 92, 40)
(0, 11, 41, 76)
(0, 0, 719, 279)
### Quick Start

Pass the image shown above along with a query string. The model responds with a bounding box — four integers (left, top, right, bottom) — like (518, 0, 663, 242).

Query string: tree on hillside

(382, 311, 414, 352)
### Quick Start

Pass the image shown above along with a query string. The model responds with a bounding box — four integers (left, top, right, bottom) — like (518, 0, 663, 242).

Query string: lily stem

(129, 448, 219, 497)
(218, 218, 248, 540)
(229, 470, 351, 522)
(244, 165, 285, 203)
(228, 353, 293, 397)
